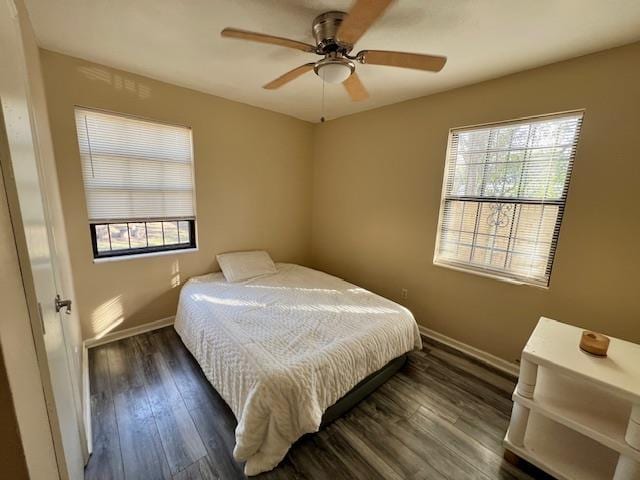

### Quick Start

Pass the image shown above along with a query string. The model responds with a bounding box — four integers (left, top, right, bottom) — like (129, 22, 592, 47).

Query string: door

(0, 1, 86, 479)
(0, 116, 86, 480)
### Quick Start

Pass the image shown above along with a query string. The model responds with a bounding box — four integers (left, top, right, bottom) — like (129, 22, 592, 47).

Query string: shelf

(513, 366, 639, 461)
(505, 412, 619, 480)
(523, 318, 640, 404)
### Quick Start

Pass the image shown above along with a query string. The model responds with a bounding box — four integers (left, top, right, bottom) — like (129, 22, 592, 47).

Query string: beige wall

(312, 42, 640, 363)
(41, 42, 640, 362)
(0, 345, 29, 480)
(40, 50, 314, 339)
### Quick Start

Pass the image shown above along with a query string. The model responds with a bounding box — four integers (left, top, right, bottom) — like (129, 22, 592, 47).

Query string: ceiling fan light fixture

(314, 58, 355, 84)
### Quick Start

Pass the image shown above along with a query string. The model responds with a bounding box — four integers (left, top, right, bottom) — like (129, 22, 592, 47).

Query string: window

(75, 108, 196, 259)
(434, 111, 584, 287)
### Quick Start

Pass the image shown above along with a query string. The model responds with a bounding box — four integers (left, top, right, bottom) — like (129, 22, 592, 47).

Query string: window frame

(433, 110, 584, 288)
(89, 219, 197, 259)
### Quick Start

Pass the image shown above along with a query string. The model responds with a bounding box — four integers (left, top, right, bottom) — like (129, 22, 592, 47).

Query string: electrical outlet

(401, 288, 408, 300)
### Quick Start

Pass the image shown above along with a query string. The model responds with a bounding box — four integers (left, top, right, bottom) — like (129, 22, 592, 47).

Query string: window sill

(433, 260, 550, 289)
(93, 247, 199, 264)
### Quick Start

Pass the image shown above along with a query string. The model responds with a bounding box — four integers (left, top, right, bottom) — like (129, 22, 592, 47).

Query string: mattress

(174, 263, 422, 475)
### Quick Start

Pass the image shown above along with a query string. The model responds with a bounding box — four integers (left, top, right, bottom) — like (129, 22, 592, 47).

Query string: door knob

(55, 295, 72, 314)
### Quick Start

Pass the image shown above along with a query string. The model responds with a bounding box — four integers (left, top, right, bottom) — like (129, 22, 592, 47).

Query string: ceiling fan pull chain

(320, 79, 326, 123)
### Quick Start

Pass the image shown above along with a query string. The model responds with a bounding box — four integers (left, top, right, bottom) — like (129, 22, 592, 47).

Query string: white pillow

(216, 250, 277, 283)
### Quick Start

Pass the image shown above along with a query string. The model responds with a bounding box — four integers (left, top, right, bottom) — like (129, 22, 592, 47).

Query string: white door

(30, 215, 86, 480)
(0, 1, 86, 479)
(0, 116, 86, 480)
(38, 260, 86, 480)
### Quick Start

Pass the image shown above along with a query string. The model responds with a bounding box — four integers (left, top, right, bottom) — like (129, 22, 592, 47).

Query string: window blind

(74, 108, 195, 223)
(434, 111, 583, 286)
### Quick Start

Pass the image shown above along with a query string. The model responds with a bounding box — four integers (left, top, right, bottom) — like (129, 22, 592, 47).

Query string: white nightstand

(504, 317, 640, 480)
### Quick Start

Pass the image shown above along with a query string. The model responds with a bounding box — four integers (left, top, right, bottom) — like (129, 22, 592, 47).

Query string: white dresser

(504, 317, 640, 480)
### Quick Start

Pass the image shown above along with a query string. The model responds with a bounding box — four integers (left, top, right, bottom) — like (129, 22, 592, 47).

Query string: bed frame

(320, 353, 408, 428)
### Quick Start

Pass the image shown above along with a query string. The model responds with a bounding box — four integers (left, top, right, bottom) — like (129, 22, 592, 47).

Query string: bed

(174, 263, 422, 475)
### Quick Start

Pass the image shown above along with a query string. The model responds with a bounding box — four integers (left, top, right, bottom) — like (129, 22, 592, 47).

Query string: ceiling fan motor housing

(312, 11, 353, 54)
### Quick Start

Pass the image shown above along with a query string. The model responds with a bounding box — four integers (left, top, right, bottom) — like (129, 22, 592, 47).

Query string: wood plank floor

(86, 327, 550, 480)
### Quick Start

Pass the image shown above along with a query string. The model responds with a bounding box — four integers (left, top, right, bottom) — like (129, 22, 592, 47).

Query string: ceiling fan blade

(358, 50, 447, 72)
(221, 28, 316, 53)
(343, 72, 369, 101)
(337, 0, 394, 45)
(263, 63, 316, 90)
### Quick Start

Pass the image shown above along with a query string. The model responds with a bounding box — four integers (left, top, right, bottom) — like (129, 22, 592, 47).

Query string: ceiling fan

(220, 0, 447, 102)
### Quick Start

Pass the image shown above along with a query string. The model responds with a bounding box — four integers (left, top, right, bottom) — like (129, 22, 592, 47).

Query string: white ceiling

(25, 0, 640, 123)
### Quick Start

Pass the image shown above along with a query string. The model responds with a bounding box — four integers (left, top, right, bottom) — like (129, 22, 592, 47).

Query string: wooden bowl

(579, 331, 610, 357)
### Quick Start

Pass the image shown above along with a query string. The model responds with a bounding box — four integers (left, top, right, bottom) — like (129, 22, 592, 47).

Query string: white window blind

(74, 108, 195, 223)
(434, 111, 583, 286)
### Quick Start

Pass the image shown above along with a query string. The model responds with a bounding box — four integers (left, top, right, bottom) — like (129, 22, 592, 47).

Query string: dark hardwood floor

(86, 327, 549, 480)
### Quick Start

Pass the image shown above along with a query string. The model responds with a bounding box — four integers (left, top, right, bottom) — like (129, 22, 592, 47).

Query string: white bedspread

(174, 263, 422, 475)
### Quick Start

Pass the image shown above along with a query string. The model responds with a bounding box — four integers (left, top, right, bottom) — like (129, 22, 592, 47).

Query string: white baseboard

(84, 316, 175, 349)
(82, 316, 517, 377)
(418, 325, 520, 378)
(82, 346, 92, 460)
